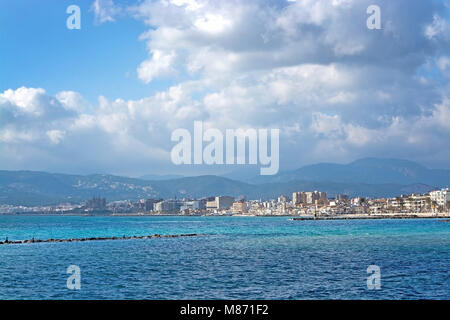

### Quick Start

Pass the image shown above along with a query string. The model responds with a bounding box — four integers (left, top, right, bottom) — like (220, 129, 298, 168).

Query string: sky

(0, 0, 449, 177)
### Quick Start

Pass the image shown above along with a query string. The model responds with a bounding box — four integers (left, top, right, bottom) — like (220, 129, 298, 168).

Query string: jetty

(290, 214, 449, 221)
(0, 233, 199, 245)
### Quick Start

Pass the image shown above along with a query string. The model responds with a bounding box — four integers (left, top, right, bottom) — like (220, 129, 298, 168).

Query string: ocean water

(0, 216, 449, 300)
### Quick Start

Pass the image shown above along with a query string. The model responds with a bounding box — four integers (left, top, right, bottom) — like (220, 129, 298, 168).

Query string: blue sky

(1, 0, 449, 176)
(0, 0, 172, 102)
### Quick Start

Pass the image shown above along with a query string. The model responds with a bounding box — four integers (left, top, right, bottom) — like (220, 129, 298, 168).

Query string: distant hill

(0, 171, 254, 205)
(248, 158, 450, 186)
(0, 168, 438, 206)
(0, 171, 160, 205)
(139, 174, 184, 181)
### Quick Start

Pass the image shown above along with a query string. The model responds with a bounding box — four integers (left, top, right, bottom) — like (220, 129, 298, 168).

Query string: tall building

(430, 188, 450, 208)
(305, 192, 315, 204)
(292, 192, 306, 206)
(317, 191, 327, 205)
(154, 200, 183, 213)
(86, 197, 106, 210)
(145, 198, 161, 211)
(232, 201, 248, 214)
(305, 191, 327, 205)
(206, 200, 217, 210)
(180, 200, 205, 211)
(293, 191, 327, 206)
(215, 196, 234, 210)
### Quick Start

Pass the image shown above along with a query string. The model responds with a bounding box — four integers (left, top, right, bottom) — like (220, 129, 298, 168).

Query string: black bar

(0, 300, 447, 318)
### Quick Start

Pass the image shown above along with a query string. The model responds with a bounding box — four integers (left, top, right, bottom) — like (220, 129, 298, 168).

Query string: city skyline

(2, 187, 448, 216)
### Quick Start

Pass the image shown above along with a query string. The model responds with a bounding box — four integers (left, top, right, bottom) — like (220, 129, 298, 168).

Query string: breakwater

(290, 214, 450, 221)
(0, 233, 199, 245)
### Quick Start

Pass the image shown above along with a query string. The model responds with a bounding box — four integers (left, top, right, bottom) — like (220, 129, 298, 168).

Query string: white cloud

(137, 50, 176, 83)
(327, 92, 356, 104)
(56, 91, 87, 112)
(0, 128, 35, 143)
(437, 56, 450, 73)
(1, 79, 449, 174)
(1, 87, 47, 116)
(91, 0, 121, 24)
(1, 0, 450, 173)
(194, 13, 232, 33)
(46, 130, 66, 144)
(171, 0, 204, 11)
(129, 0, 449, 87)
(424, 15, 449, 40)
(311, 113, 343, 138)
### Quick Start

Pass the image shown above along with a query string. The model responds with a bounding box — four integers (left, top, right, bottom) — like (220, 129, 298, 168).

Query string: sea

(0, 215, 449, 299)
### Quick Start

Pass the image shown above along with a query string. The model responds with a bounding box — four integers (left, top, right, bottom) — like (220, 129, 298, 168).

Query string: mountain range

(235, 158, 450, 185)
(0, 158, 448, 206)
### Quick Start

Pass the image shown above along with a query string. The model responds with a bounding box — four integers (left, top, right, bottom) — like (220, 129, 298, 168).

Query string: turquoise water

(0, 216, 449, 299)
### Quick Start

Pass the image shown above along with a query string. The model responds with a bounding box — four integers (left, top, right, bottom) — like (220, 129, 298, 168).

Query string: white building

(180, 200, 204, 211)
(154, 200, 183, 213)
(430, 188, 450, 208)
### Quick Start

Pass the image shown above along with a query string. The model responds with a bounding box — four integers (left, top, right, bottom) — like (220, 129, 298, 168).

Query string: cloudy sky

(1, 0, 449, 177)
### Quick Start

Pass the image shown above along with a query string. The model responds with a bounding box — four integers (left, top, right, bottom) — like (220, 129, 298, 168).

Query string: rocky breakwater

(0, 234, 199, 245)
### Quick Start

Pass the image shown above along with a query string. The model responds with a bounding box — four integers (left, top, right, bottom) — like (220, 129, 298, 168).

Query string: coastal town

(1, 188, 449, 218)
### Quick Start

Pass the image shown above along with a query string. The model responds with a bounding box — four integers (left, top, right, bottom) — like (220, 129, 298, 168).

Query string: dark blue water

(0, 216, 449, 299)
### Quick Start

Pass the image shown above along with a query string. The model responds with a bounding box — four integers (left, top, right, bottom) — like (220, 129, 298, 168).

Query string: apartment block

(430, 188, 450, 208)
(215, 196, 235, 210)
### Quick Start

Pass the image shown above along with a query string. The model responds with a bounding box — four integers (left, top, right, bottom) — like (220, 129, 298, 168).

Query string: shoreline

(1, 212, 449, 220)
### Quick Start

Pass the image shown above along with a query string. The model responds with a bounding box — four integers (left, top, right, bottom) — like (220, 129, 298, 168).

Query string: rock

(0, 233, 201, 245)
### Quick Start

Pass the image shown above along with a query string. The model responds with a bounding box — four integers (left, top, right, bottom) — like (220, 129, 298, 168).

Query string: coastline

(1, 212, 449, 220)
